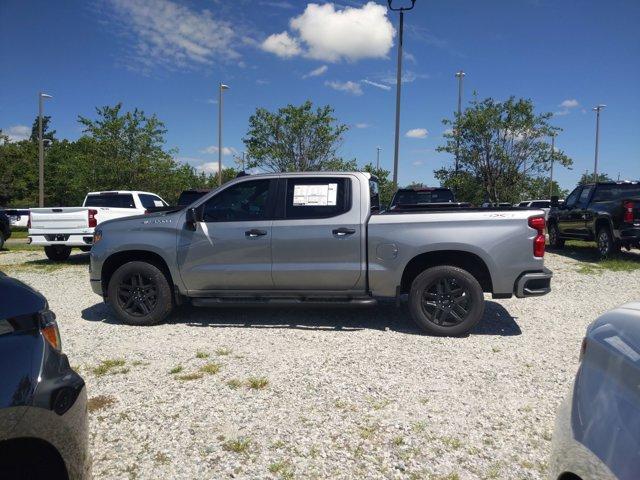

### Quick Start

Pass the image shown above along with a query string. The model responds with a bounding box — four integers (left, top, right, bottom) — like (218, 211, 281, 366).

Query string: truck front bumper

(514, 267, 552, 298)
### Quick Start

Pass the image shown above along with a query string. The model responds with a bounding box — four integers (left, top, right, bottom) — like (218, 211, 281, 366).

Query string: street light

(388, 0, 416, 188)
(376, 146, 381, 170)
(592, 104, 606, 183)
(38, 92, 53, 207)
(218, 83, 230, 186)
(454, 70, 465, 172)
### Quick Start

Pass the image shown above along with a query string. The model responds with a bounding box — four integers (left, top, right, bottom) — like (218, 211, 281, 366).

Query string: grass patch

(392, 436, 405, 446)
(11, 230, 29, 239)
(169, 365, 183, 374)
(215, 347, 232, 356)
(87, 395, 116, 412)
(200, 362, 222, 375)
(268, 460, 294, 479)
(222, 437, 251, 454)
(226, 379, 242, 389)
(358, 424, 378, 440)
(195, 351, 209, 359)
(176, 372, 204, 381)
(246, 376, 268, 389)
(154, 452, 170, 465)
(441, 436, 462, 450)
(92, 359, 127, 376)
(557, 240, 640, 273)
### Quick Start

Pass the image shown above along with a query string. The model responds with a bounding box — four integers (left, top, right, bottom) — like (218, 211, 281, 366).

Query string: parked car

(388, 187, 472, 211)
(547, 181, 640, 257)
(0, 273, 90, 479)
(0, 211, 11, 249)
(549, 302, 640, 480)
(28, 190, 167, 261)
(3, 208, 31, 228)
(144, 188, 211, 214)
(515, 200, 552, 219)
(89, 172, 552, 336)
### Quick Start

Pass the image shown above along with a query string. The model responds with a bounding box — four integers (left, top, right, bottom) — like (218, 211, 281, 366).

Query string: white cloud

(263, 2, 395, 62)
(200, 146, 238, 156)
(362, 79, 391, 91)
(403, 51, 416, 64)
(553, 109, 570, 117)
(325, 80, 363, 95)
(405, 128, 428, 139)
(412, 160, 424, 166)
(2, 125, 30, 142)
(442, 128, 453, 136)
(103, 0, 241, 72)
(196, 162, 225, 175)
(261, 31, 302, 58)
(205, 98, 218, 105)
(559, 98, 579, 108)
(354, 123, 370, 129)
(376, 69, 430, 85)
(303, 65, 328, 78)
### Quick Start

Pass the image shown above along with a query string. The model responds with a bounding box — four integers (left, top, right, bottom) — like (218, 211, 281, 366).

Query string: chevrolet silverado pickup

(89, 172, 552, 336)
(28, 191, 167, 260)
(548, 181, 640, 257)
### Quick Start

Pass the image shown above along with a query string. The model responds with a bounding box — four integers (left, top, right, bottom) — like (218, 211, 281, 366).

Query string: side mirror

(185, 207, 202, 231)
(550, 196, 559, 208)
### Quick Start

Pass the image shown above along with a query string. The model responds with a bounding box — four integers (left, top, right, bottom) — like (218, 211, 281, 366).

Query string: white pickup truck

(29, 191, 167, 260)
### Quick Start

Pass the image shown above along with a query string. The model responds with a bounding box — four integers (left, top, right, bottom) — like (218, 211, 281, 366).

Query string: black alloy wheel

(420, 276, 472, 327)
(117, 272, 158, 317)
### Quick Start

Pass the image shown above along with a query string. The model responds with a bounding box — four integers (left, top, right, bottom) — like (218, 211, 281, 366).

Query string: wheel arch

(101, 250, 175, 300)
(400, 250, 493, 294)
(0, 437, 68, 478)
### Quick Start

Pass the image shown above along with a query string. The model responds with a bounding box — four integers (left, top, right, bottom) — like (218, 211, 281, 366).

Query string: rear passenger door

(271, 176, 363, 290)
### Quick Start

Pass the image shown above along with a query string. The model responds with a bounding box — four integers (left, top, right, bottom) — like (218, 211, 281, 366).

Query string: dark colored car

(0, 211, 11, 249)
(548, 181, 640, 257)
(144, 189, 211, 214)
(0, 273, 90, 479)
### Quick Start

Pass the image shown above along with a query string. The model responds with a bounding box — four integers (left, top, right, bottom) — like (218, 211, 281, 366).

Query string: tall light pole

(218, 83, 230, 186)
(38, 92, 53, 207)
(388, 0, 416, 188)
(592, 104, 606, 183)
(549, 133, 555, 198)
(376, 146, 381, 170)
(454, 70, 465, 172)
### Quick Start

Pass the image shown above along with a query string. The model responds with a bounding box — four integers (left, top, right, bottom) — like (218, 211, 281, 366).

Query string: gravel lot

(2, 247, 639, 480)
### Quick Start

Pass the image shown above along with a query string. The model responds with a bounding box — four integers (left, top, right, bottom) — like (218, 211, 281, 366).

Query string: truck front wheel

(408, 266, 485, 336)
(44, 245, 72, 261)
(107, 261, 173, 326)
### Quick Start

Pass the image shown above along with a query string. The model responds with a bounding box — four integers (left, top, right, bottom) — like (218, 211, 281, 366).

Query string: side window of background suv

(202, 180, 271, 222)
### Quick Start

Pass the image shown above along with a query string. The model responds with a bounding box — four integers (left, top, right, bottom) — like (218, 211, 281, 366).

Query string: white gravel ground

(2, 248, 639, 480)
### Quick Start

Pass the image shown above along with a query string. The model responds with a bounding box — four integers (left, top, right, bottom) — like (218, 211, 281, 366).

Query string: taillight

(624, 200, 634, 223)
(27, 212, 31, 229)
(528, 216, 546, 257)
(39, 309, 61, 351)
(88, 209, 98, 228)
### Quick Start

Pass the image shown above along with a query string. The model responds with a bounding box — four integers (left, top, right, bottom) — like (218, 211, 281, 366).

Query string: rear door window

(593, 185, 640, 202)
(577, 186, 593, 209)
(139, 194, 167, 209)
(85, 194, 136, 208)
(284, 177, 350, 219)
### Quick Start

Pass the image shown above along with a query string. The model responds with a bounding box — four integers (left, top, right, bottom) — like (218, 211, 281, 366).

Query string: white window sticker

(293, 183, 338, 206)
(153, 200, 164, 207)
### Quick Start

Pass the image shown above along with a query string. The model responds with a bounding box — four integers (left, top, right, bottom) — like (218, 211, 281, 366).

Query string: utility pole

(376, 146, 381, 170)
(388, 0, 416, 188)
(592, 104, 606, 183)
(454, 70, 465, 172)
(38, 92, 52, 207)
(549, 134, 555, 198)
(218, 83, 230, 186)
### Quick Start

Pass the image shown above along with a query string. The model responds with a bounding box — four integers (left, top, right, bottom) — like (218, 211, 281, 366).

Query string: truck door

(177, 178, 276, 292)
(574, 185, 595, 238)
(270, 175, 363, 290)
(557, 186, 582, 235)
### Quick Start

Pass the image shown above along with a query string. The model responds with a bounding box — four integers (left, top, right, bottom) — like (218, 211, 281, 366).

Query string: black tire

(408, 265, 485, 336)
(0, 231, 5, 250)
(44, 245, 72, 261)
(107, 261, 173, 326)
(547, 222, 564, 249)
(597, 227, 620, 258)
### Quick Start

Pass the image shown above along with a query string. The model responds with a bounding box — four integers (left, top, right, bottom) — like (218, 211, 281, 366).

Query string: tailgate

(29, 207, 90, 230)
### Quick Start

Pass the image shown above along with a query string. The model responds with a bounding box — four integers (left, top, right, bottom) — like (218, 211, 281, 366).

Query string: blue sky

(1, 0, 638, 191)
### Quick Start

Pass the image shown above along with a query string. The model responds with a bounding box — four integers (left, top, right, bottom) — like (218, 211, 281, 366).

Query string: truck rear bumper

(514, 268, 552, 298)
(29, 234, 93, 247)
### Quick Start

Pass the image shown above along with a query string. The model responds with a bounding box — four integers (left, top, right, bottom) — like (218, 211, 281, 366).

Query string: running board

(191, 297, 377, 308)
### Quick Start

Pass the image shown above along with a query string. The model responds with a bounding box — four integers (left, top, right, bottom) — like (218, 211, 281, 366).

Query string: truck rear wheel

(597, 227, 620, 258)
(547, 222, 564, 249)
(408, 266, 485, 336)
(44, 245, 72, 261)
(107, 261, 173, 326)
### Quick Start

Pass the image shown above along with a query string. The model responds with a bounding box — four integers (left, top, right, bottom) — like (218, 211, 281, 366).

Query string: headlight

(39, 309, 61, 351)
(93, 228, 103, 244)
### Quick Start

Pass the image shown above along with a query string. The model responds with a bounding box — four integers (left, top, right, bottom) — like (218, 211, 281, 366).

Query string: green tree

(243, 100, 349, 172)
(30, 115, 57, 143)
(436, 96, 572, 204)
(362, 163, 395, 207)
(578, 172, 612, 185)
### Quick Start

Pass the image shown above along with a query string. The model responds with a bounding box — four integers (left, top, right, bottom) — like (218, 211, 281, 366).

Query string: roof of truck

(85, 191, 162, 196)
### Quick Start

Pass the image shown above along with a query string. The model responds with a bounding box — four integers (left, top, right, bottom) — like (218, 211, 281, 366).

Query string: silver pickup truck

(89, 172, 552, 336)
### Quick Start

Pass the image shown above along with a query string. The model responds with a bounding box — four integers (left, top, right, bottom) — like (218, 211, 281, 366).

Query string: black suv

(547, 182, 640, 256)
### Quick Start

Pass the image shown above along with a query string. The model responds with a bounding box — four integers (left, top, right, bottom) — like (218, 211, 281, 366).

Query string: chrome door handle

(332, 227, 356, 236)
(245, 229, 267, 237)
